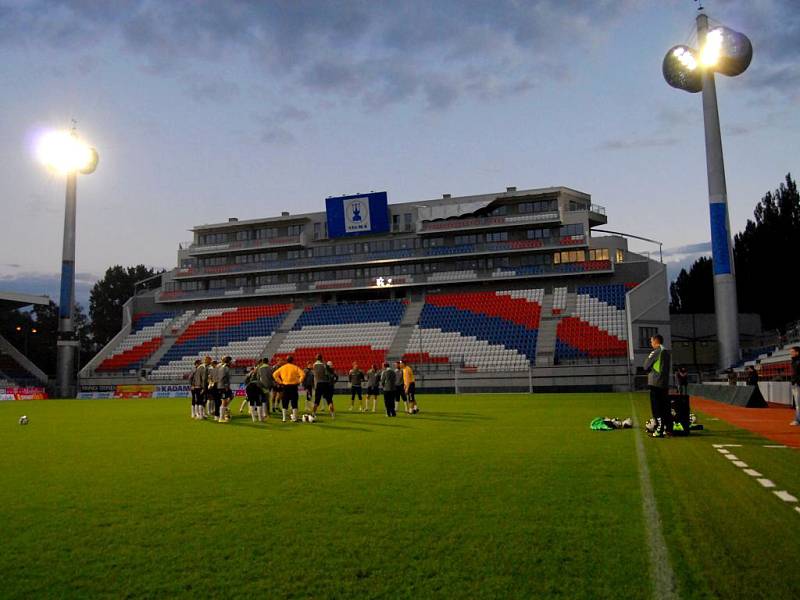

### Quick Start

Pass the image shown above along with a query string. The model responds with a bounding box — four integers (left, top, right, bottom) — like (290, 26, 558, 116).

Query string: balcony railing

(174, 234, 588, 279)
(158, 259, 613, 303)
(186, 234, 305, 255)
(419, 211, 560, 233)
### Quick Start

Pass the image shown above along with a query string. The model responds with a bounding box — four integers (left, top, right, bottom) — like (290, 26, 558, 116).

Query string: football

(19, 415, 29, 425)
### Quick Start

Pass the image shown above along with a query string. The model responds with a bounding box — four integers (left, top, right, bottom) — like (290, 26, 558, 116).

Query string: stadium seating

(96, 312, 177, 373)
(0, 350, 37, 383)
(149, 304, 291, 379)
(275, 300, 407, 373)
(427, 270, 478, 282)
(402, 289, 543, 371)
(555, 284, 628, 363)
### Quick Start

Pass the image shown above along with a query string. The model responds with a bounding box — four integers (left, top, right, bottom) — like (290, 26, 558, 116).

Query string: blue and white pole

(697, 12, 740, 370)
(56, 171, 79, 398)
(36, 127, 99, 398)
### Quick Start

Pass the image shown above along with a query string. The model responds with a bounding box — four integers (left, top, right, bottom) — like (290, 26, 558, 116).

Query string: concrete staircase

(144, 311, 197, 369)
(259, 305, 305, 359)
(387, 297, 426, 361)
(536, 291, 577, 366)
(535, 293, 557, 367)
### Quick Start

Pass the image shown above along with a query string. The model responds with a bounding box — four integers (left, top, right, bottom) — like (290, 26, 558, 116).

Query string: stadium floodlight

(37, 125, 99, 398)
(37, 130, 99, 175)
(663, 12, 752, 370)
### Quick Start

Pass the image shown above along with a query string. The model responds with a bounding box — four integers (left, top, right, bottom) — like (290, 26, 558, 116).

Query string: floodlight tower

(37, 127, 99, 397)
(663, 11, 752, 370)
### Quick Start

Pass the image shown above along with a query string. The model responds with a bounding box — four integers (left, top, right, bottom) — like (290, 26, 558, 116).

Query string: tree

(670, 173, 800, 330)
(733, 173, 800, 330)
(89, 265, 160, 347)
(670, 257, 714, 313)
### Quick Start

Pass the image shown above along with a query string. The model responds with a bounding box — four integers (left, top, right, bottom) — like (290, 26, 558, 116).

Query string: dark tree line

(1, 265, 160, 376)
(670, 173, 799, 331)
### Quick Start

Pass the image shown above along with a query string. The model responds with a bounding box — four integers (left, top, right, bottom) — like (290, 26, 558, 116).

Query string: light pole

(37, 127, 99, 397)
(663, 11, 752, 370)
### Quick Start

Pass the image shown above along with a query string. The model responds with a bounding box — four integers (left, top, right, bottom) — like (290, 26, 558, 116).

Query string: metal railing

(158, 260, 614, 302)
(174, 235, 589, 279)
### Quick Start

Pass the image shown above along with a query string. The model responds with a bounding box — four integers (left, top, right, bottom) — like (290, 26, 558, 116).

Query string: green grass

(1, 393, 799, 599)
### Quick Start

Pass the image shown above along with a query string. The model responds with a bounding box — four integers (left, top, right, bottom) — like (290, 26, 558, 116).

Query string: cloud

(708, 0, 800, 99)
(662, 241, 712, 282)
(663, 241, 712, 257)
(0, 271, 101, 309)
(185, 77, 241, 104)
(595, 136, 681, 151)
(0, 0, 641, 113)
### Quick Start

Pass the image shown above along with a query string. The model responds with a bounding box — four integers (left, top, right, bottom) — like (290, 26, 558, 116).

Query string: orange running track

(691, 396, 800, 448)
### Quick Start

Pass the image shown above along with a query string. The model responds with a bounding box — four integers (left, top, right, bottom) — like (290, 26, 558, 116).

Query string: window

(199, 256, 227, 267)
(490, 205, 508, 216)
(569, 200, 587, 211)
(519, 199, 558, 214)
(234, 230, 252, 241)
(559, 223, 584, 237)
(392, 214, 401, 232)
(404, 213, 413, 232)
(486, 231, 508, 242)
(199, 232, 227, 245)
(639, 327, 658, 349)
(616, 249, 625, 263)
(454, 234, 478, 245)
(313, 222, 322, 241)
(288, 224, 304, 236)
(554, 250, 586, 264)
(589, 248, 609, 261)
(180, 281, 201, 292)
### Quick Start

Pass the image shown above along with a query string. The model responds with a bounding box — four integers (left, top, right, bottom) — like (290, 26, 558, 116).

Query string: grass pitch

(1, 393, 799, 599)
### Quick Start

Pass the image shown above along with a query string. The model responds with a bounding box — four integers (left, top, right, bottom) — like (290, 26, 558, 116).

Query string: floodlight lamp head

(706, 26, 752, 77)
(37, 130, 99, 175)
(663, 45, 703, 93)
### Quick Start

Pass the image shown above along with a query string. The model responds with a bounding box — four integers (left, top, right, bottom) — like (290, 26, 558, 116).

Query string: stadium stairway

(258, 304, 305, 361)
(386, 296, 426, 362)
(143, 311, 197, 370)
(534, 293, 558, 367)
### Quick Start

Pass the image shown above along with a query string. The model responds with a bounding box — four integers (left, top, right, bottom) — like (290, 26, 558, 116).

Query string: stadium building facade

(80, 186, 670, 392)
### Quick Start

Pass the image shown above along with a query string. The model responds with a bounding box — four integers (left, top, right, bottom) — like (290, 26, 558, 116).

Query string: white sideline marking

(757, 479, 776, 489)
(774, 491, 798, 503)
(743, 469, 762, 477)
(725, 454, 739, 461)
(717, 448, 730, 454)
(632, 400, 678, 599)
(763, 445, 788, 449)
(713, 443, 741, 448)
(732, 461, 748, 468)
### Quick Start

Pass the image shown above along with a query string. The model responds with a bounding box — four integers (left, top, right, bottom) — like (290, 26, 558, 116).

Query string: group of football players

(188, 354, 419, 424)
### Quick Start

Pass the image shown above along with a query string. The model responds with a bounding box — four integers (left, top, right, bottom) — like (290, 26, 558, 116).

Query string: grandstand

(0, 291, 50, 388)
(79, 186, 670, 391)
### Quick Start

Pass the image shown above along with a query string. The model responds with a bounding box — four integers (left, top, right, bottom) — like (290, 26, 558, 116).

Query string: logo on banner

(344, 197, 370, 233)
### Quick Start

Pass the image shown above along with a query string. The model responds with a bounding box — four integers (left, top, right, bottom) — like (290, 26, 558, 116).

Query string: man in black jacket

(643, 334, 671, 437)
(790, 347, 800, 426)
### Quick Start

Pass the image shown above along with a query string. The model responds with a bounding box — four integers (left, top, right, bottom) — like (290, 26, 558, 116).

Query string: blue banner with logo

(326, 192, 390, 238)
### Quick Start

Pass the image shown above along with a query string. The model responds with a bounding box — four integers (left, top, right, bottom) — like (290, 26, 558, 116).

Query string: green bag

(590, 417, 613, 431)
